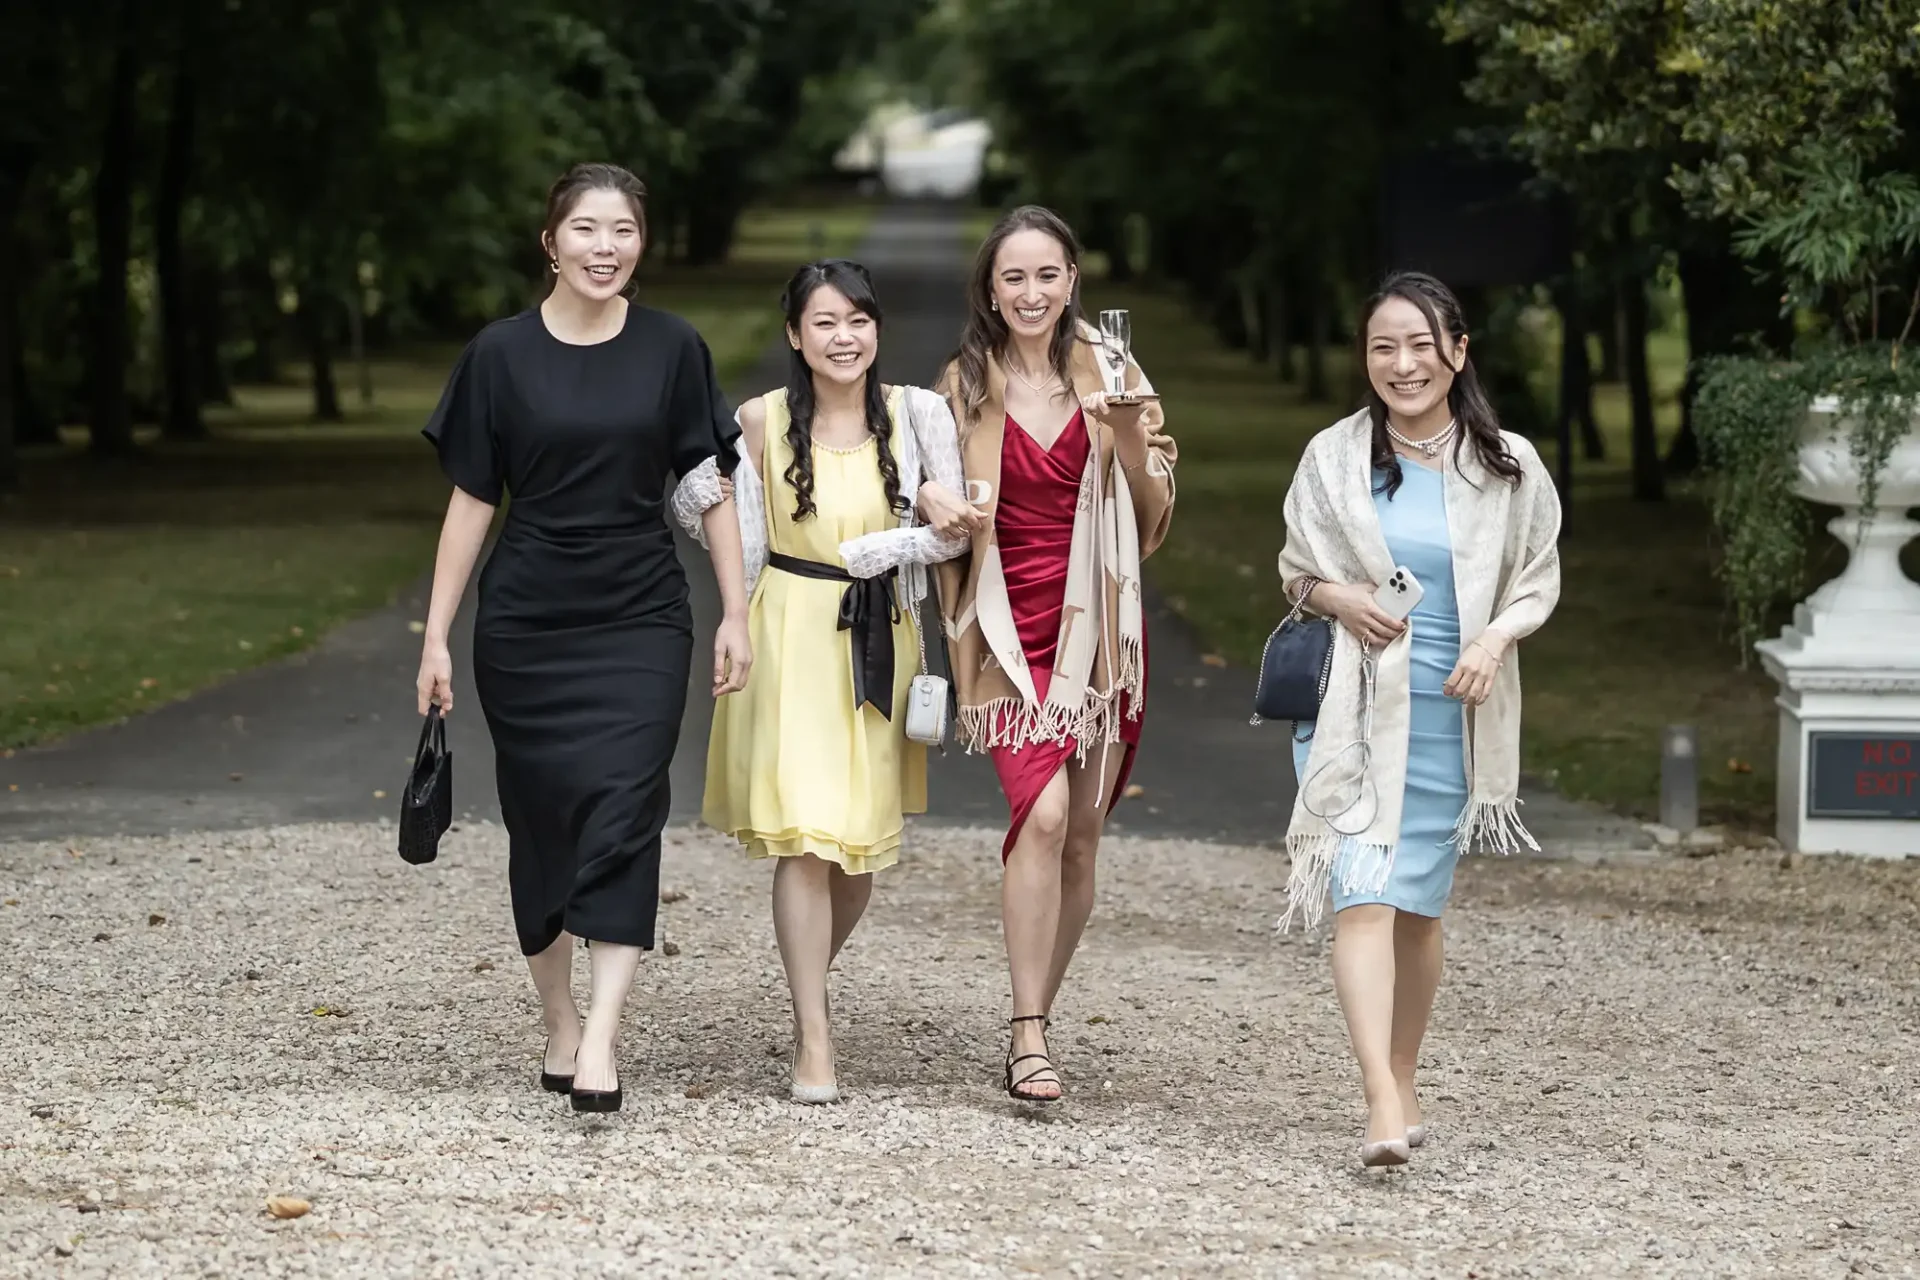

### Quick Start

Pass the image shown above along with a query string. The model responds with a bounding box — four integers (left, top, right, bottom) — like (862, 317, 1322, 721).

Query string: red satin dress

(987, 409, 1146, 860)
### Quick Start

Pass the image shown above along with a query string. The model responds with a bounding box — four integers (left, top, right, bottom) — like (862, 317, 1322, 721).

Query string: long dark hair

(1360, 271, 1522, 496)
(951, 205, 1083, 431)
(780, 259, 905, 522)
(540, 162, 647, 295)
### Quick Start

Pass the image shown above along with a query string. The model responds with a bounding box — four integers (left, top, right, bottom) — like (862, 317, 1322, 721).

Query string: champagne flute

(1098, 309, 1131, 396)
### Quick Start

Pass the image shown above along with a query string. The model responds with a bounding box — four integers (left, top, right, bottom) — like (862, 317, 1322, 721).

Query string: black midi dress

(423, 303, 737, 956)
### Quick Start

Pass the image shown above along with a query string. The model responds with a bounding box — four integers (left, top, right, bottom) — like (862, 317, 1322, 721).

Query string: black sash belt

(767, 552, 900, 720)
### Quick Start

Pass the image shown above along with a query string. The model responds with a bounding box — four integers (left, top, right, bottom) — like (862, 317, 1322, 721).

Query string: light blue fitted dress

(1292, 462, 1469, 918)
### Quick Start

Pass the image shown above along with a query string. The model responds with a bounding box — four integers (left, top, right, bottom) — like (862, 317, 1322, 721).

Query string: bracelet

(1122, 458, 1148, 473)
(1469, 637, 1504, 665)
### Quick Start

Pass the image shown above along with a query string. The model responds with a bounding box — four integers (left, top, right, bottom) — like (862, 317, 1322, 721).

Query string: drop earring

(991, 299, 999, 312)
(550, 260, 560, 274)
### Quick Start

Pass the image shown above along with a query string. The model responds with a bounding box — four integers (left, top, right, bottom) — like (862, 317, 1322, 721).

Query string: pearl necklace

(1386, 417, 1458, 460)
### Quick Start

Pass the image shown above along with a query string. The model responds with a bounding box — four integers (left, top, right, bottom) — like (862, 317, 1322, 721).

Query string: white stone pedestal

(1755, 400, 1920, 857)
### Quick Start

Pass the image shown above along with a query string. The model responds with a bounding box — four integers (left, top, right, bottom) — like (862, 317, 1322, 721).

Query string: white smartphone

(1373, 565, 1425, 621)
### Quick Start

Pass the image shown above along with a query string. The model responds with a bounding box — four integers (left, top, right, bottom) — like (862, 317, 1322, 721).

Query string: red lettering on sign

(1855, 770, 1920, 796)
(1893, 742, 1914, 767)
(1864, 742, 1885, 764)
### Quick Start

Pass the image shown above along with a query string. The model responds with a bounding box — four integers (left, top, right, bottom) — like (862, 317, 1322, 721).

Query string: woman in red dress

(934, 206, 1177, 1102)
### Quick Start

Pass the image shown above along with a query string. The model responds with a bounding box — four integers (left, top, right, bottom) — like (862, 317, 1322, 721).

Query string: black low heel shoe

(569, 1081, 622, 1113)
(540, 1039, 574, 1095)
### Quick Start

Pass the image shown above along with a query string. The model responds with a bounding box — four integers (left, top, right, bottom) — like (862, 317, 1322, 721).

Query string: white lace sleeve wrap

(838, 386, 970, 606)
(669, 413, 769, 595)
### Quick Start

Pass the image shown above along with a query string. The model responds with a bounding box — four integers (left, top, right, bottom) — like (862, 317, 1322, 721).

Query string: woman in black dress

(414, 163, 751, 1113)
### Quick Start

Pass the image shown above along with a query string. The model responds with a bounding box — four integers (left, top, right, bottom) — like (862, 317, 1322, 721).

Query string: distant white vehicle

(837, 107, 991, 199)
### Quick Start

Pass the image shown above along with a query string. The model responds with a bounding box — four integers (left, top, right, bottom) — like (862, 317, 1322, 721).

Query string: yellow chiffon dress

(702, 386, 927, 873)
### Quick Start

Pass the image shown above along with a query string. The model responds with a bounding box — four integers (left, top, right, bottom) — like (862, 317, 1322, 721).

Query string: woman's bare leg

(575, 941, 641, 1094)
(526, 931, 581, 1077)
(1042, 748, 1129, 1012)
(1001, 768, 1071, 1099)
(1390, 911, 1445, 1130)
(827, 865, 874, 965)
(772, 854, 837, 1087)
(1331, 903, 1405, 1142)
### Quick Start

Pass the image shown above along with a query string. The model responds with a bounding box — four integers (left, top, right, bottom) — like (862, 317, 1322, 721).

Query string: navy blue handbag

(1251, 585, 1336, 736)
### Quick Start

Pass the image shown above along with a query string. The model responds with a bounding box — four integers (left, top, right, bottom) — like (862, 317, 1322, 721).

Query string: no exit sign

(1807, 733, 1920, 820)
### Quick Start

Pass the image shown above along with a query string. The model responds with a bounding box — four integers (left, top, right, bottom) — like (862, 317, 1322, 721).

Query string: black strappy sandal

(1004, 1014, 1061, 1103)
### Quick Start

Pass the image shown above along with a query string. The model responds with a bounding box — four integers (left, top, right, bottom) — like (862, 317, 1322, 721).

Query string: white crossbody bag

(904, 596, 950, 749)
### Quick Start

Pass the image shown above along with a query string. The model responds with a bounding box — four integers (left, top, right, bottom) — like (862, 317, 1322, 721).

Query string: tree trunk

(1670, 240, 1796, 475)
(685, 206, 740, 267)
(1210, 282, 1249, 351)
(303, 291, 341, 422)
(1304, 271, 1332, 403)
(1619, 269, 1664, 502)
(349, 299, 372, 407)
(1556, 287, 1604, 459)
(1086, 201, 1132, 283)
(0, 209, 16, 492)
(1552, 287, 1589, 509)
(0, 150, 32, 489)
(1151, 216, 1196, 288)
(87, 29, 140, 457)
(683, 160, 746, 267)
(1270, 273, 1295, 383)
(1596, 294, 1622, 382)
(156, 39, 204, 441)
(192, 264, 232, 405)
(1242, 279, 1269, 363)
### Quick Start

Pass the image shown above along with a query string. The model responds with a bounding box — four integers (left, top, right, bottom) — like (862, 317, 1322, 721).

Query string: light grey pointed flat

(788, 1046, 839, 1105)
(1406, 1123, 1428, 1149)
(1360, 1137, 1412, 1168)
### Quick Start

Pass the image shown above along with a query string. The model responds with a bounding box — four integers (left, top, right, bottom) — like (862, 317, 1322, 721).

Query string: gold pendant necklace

(1004, 355, 1058, 396)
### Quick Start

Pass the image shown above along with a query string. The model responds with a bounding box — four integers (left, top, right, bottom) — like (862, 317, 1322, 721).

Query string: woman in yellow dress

(672, 260, 979, 1102)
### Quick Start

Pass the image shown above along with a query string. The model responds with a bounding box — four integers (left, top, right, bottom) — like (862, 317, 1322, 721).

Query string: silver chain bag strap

(1299, 639, 1381, 837)
(901, 388, 951, 749)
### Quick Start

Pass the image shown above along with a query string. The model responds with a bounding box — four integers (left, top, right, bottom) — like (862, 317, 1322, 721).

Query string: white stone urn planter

(1757, 396, 1920, 857)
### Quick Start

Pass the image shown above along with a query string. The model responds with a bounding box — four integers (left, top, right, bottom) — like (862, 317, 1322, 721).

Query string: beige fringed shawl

(933, 322, 1176, 764)
(1278, 409, 1562, 929)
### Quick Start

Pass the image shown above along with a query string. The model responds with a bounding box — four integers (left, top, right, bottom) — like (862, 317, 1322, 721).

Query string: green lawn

(1097, 281, 1786, 831)
(0, 202, 877, 750)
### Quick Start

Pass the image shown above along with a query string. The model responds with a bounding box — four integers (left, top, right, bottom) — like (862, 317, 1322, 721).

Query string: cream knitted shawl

(1277, 409, 1563, 929)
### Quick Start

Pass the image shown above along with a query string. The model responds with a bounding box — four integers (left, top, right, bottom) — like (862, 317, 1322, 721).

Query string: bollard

(1660, 724, 1699, 835)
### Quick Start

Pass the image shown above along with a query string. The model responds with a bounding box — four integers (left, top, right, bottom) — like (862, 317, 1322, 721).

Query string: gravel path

(4, 821, 1917, 1277)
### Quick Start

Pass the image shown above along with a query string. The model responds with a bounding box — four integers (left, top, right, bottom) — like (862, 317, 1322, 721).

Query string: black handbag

(1251, 584, 1337, 735)
(398, 705, 453, 866)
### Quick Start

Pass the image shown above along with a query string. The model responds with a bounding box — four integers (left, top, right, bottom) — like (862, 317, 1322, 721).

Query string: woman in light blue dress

(1291, 460, 1466, 919)
(1279, 271, 1561, 1169)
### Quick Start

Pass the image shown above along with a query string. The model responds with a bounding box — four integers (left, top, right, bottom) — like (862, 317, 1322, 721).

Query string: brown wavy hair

(949, 205, 1084, 430)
